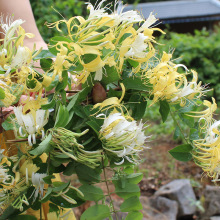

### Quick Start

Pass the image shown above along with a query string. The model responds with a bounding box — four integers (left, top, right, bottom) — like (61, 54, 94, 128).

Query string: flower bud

(92, 83, 107, 104)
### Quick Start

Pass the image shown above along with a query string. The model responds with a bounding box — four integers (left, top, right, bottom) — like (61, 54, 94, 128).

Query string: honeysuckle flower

(138, 12, 158, 31)
(14, 105, 49, 146)
(99, 112, 148, 164)
(87, 0, 109, 19)
(0, 16, 24, 46)
(4, 46, 32, 77)
(145, 52, 203, 106)
(0, 79, 16, 107)
(171, 70, 207, 106)
(31, 173, 47, 200)
(125, 33, 148, 58)
(0, 165, 14, 186)
(192, 120, 220, 182)
(111, 1, 143, 25)
(187, 97, 217, 131)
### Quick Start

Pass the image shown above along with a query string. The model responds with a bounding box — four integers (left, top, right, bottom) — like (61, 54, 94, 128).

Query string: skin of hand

(0, 0, 47, 50)
(0, 0, 47, 131)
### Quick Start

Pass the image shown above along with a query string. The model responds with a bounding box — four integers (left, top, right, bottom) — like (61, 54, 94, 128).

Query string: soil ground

(65, 135, 212, 219)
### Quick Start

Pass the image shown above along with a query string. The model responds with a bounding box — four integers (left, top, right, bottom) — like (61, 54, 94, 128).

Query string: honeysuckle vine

(0, 1, 219, 219)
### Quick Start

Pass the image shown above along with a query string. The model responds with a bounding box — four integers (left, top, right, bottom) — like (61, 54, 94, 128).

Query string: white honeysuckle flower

(4, 46, 31, 77)
(87, 0, 108, 19)
(11, 46, 31, 68)
(0, 166, 14, 185)
(21, 113, 36, 145)
(35, 109, 49, 138)
(87, 0, 143, 26)
(94, 67, 103, 81)
(99, 112, 148, 164)
(13, 106, 49, 146)
(112, 4, 143, 26)
(0, 16, 24, 40)
(205, 120, 220, 144)
(0, 48, 7, 56)
(125, 33, 148, 58)
(138, 12, 157, 32)
(171, 70, 207, 105)
(14, 106, 24, 127)
(31, 173, 47, 201)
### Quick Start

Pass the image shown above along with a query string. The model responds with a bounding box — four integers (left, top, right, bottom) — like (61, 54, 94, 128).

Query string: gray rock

(203, 185, 220, 217)
(155, 179, 196, 216)
(140, 196, 178, 220)
(210, 217, 220, 220)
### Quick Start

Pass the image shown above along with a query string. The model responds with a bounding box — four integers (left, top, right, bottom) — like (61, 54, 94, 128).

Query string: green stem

(170, 109, 189, 144)
(101, 157, 118, 220)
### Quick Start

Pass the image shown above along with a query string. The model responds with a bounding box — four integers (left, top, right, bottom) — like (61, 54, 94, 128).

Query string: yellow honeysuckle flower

(192, 121, 220, 182)
(20, 160, 39, 178)
(47, 212, 59, 220)
(15, 26, 35, 47)
(186, 97, 217, 130)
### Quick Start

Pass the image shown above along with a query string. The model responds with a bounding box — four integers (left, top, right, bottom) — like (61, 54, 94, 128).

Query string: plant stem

(101, 157, 118, 220)
(170, 109, 189, 144)
(40, 204, 42, 220)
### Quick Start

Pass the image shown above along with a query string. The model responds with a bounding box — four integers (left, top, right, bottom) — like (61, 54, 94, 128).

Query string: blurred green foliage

(30, 0, 85, 42)
(158, 28, 220, 102)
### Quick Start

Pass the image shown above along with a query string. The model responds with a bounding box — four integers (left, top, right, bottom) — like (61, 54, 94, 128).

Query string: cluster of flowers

(0, 0, 219, 218)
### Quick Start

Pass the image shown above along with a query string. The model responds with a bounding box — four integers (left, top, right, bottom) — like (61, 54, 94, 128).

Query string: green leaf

(123, 77, 148, 91)
(159, 100, 170, 122)
(101, 65, 120, 85)
(40, 58, 53, 72)
(178, 113, 194, 128)
(30, 134, 53, 156)
(63, 161, 76, 176)
(125, 211, 143, 220)
(128, 59, 139, 68)
(120, 196, 142, 212)
(43, 175, 55, 184)
(54, 105, 69, 128)
(41, 187, 53, 203)
(129, 94, 147, 120)
(55, 71, 68, 92)
(190, 128, 200, 140)
(52, 181, 70, 192)
(9, 215, 37, 220)
(86, 121, 100, 135)
(50, 188, 85, 208)
(79, 184, 104, 201)
(49, 203, 60, 213)
(125, 173, 143, 184)
(80, 205, 111, 220)
(169, 144, 193, 162)
(2, 116, 15, 131)
(173, 126, 181, 140)
(33, 49, 55, 60)
(0, 206, 17, 220)
(76, 164, 101, 184)
(41, 98, 56, 110)
(67, 93, 79, 111)
(0, 87, 5, 99)
(115, 183, 140, 199)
